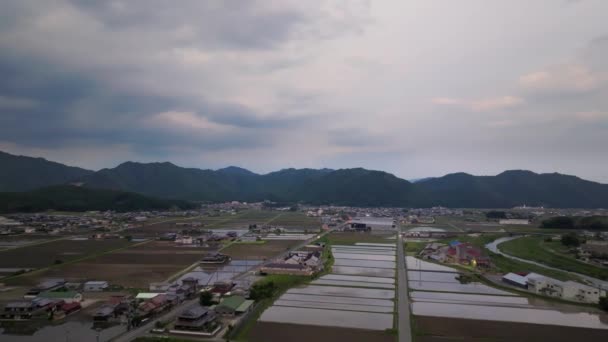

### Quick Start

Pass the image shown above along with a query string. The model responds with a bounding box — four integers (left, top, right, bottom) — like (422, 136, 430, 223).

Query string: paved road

(397, 233, 412, 342)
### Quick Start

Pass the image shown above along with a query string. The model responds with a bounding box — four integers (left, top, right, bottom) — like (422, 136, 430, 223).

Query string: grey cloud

(68, 0, 307, 50)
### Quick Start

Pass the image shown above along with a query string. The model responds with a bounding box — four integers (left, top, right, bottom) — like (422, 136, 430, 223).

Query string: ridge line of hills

(1, 150, 607, 208)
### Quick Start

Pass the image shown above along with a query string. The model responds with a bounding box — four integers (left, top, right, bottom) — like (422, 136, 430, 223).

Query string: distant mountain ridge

(0, 151, 93, 192)
(0, 185, 195, 213)
(0, 151, 607, 208)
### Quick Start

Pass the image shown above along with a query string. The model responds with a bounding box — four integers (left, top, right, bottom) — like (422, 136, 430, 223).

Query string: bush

(600, 297, 608, 312)
(249, 281, 278, 301)
(561, 233, 580, 247)
(199, 291, 214, 306)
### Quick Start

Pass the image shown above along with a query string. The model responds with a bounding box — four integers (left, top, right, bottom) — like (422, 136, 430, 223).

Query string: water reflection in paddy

(333, 244, 396, 251)
(411, 291, 529, 306)
(312, 279, 395, 289)
(280, 293, 394, 307)
(274, 300, 394, 313)
(176, 259, 261, 285)
(333, 265, 395, 277)
(260, 306, 393, 330)
(412, 302, 608, 329)
(406, 256, 458, 273)
(407, 270, 460, 283)
(409, 280, 513, 295)
(287, 285, 394, 299)
(334, 259, 396, 268)
(331, 248, 396, 256)
(333, 253, 395, 261)
(355, 243, 396, 248)
(321, 274, 394, 284)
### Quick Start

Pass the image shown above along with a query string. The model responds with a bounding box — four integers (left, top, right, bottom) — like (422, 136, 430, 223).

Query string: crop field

(4, 240, 211, 288)
(127, 210, 304, 235)
(266, 212, 320, 228)
(222, 240, 297, 259)
(0, 238, 132, 269)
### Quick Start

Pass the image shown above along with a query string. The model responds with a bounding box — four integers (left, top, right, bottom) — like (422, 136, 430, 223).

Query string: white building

(84, 281, 109, 292)
(526, 273, 605, 303)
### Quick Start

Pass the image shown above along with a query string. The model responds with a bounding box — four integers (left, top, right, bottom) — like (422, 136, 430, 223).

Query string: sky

(0, 0, 607, 182)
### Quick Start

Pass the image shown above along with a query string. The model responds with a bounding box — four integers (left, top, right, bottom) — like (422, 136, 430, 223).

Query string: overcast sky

(1, 0, 607, 182)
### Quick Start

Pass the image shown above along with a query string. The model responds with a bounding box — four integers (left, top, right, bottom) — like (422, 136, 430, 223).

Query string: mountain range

(1, 150, 607, 208)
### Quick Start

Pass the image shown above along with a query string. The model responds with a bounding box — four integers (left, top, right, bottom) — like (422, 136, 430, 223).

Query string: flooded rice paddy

(287, 285, 394, 299)
(176, 259, 261, 285)
(333, 259, 395, 268)
(273, 300, 394, 313)
(406, 256, 459, 272)
(280, 293, 394, 307)
(332, 249, 396, 255)
(408, 280, 513, 295)
(412, 302, 608, 330)
(332, 253, 395, 261)
(259, 306, 394, 330)
(259, 243, 397, 331)
(312, 279, 395, 289)
(407, 256, 608, 330)
(332, 266, 395, 277)
(320, 274, 394, 284)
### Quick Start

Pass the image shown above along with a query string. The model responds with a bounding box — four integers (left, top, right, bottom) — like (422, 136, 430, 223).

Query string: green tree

(249, 281, 277, 300)
(561, 233, 580, 247)
(199, 291, 214, 306)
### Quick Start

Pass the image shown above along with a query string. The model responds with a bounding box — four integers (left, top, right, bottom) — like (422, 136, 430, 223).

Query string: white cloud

(432, 96, 524, 112)
(575, 111, 607, 121)
(519, 64, 605, 93)
(145, 111, 235, 133)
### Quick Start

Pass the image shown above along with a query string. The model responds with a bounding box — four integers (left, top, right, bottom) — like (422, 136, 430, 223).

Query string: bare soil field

(3, 241, 211, 288)
(269, 212, 320, 228)
(414, 316, 608, 342)
(222, 240, 297, 259)
(0, 239, 132, 268)
(249, 322, 394, 342)
(16, 262, 181, 288)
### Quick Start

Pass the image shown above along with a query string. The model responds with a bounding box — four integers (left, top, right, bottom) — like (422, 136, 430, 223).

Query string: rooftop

(218, 295, 246, 311)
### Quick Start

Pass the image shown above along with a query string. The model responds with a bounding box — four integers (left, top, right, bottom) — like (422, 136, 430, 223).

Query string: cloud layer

(1, 0, 607, 182)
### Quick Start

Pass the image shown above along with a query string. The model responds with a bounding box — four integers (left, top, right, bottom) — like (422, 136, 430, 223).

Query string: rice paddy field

(221, 240, 299, 259)
(250, 242, 397, 342)
(407, 256, 608, 340)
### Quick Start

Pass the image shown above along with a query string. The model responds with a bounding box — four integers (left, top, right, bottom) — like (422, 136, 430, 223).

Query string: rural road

(112, 228, 335, 342)
(397, 233, 412, 342)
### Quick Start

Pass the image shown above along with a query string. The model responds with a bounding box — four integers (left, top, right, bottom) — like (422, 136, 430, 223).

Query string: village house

(1, 301, 41, 320)
(214, 295, 254, 317)
(84, 281, 109, 292)
(173, 306, 217, 331)
(25, 278, 66, 298)
(210, 281, 235, 295)
(37, 290, 83, 303)
(137, 294, 171, 317)
(149, 282, 171, 292)
(503, 272, 606, 303)
(446, 242, 490, 267)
